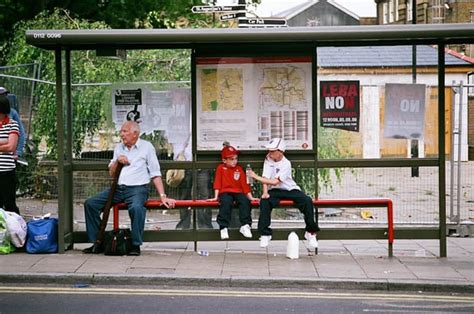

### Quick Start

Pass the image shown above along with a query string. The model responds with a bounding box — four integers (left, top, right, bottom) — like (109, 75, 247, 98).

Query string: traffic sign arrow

(191, 5, 246, 13)
(239, 18, 287, 26)
(220, 13, 240, 21)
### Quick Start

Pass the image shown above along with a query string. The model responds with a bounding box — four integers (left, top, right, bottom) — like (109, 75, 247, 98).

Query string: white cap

(265, 138, 286, 152)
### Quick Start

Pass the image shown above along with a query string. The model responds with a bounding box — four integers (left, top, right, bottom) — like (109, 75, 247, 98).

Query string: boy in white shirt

(248, 138, 319, 248)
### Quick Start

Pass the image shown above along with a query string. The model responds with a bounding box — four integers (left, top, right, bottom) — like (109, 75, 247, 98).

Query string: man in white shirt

(249, 138, 319, 248)
(83, 121, 176, 256)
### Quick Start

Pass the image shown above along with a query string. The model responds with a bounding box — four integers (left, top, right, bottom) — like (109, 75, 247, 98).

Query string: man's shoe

(239, 224, 252, 238)
(128, 245, 141, 256)
(304, 232, 318, 248)
(82, 243, 104, 254)
(260, 235, 272, 248)
(220, 228, 229, 240)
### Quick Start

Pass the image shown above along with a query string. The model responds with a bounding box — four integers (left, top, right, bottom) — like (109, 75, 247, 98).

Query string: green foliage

(3, 9, 110, 157)
(2, 9, 195, 158)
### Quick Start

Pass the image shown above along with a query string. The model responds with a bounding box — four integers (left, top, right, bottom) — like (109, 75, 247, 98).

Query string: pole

(411, 0, 419, 177)
(456, 81, 463, 225)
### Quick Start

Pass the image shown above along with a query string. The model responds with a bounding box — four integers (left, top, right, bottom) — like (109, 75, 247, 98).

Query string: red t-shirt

(213, 163, 251, 195)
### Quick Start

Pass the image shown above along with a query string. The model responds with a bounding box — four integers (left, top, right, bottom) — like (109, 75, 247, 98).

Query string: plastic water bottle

(286, 232, 299, 259)
(246, 164, 254, 185)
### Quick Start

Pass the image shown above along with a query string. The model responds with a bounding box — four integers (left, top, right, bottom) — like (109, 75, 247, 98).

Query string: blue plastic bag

(26, 217, 58, 254)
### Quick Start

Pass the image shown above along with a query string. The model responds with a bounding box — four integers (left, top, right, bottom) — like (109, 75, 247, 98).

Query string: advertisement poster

(384, 83, 426, 139)
(319, 80, 360, 132)
(196, 56, 313, 151)
(112, 88, 142, 126)
(112, 86, 191, 143)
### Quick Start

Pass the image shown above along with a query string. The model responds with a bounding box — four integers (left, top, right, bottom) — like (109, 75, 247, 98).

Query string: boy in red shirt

(209, 145, 255, 240)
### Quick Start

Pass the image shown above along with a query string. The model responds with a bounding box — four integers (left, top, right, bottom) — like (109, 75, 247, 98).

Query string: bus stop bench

(113, 198, 394, 257)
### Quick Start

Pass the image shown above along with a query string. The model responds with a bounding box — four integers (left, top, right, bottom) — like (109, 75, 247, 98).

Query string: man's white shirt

(110, 138, 162, 186)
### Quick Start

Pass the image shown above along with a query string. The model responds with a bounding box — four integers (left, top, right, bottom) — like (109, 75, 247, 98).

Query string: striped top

(0, 116, 20, 171)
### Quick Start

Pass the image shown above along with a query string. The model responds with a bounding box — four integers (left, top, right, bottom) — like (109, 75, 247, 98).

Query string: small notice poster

(319, 80, 360, 132)
(384, 83, 426, 139)
(112, 88, 142, 126)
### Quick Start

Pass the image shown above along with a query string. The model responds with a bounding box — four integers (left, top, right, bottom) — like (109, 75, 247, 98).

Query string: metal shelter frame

(25, 23, 474, 256)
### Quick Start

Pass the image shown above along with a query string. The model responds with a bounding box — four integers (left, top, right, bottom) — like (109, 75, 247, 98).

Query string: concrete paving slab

(354, 255, 417, 280)
(222, 252, 270, 276)
(28, 254, 88, 273)
(400, 257, 467, 281)
(268, 254, 318, 278)
(75, 254, 133, 273)
(175, 251, 225, 276)
(0, 253, 44, 272)
(129, 251, 182, 269)
(313, 255, 367, 279)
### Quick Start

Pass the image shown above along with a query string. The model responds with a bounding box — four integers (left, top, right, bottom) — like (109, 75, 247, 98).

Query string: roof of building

(274, 0, 359, 20)
(318, 45, 473, 67)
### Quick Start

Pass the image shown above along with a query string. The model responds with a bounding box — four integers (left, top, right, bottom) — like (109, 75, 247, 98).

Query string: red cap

(221, 145, 239, 159)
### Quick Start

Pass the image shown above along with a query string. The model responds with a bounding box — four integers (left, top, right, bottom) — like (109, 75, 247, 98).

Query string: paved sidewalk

(1, 237, 473, 293)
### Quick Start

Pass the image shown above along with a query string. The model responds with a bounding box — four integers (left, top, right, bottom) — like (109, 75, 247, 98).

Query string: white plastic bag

(0, 209, 27, 248)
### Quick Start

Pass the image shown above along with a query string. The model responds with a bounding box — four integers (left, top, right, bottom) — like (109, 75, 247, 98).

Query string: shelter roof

(26, 23, 474, 51)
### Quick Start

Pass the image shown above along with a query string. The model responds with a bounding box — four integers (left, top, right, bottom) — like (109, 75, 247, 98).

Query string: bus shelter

(26, 24, 474, 256)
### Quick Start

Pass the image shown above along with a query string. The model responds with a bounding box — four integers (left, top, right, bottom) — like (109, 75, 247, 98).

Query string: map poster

(196, 56, 313, 151)
(319, 80, 360, 132)
(383, 83, 426, 139)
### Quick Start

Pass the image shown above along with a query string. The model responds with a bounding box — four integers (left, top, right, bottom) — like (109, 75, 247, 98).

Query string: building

(374, 0, 474, 57)
(318, 45, 471, 160)
(375, 0, 474, 158)
(263, 0, 360, 27)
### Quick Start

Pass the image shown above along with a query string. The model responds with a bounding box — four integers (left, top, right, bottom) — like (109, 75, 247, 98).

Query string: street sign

(220, 13, 240, 21)
(191, 5, 246, 13)
(239, 18, 287, 26)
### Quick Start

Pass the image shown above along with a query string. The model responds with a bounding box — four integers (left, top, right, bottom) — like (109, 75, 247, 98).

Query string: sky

(215, 0, 377, 18)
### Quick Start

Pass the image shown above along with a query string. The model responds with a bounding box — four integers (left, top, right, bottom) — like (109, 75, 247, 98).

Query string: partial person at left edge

(0, 94, 20, 214)
(0, 87, 26, 159)
(83, 120, 176, 256)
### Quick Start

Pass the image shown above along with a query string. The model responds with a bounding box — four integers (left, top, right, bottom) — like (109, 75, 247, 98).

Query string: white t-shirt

(262, 156, 300, 191)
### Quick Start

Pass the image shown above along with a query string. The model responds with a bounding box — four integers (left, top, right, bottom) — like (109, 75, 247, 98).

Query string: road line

(0, 286, 473, 303)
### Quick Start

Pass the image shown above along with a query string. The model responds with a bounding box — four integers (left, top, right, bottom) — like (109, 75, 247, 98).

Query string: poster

(112, 86, 191, 142)
(112, 88, 142, 127)
(196, 56, 313, 151)
(384, 83, 426, 139)
(319, 80, 360, 132)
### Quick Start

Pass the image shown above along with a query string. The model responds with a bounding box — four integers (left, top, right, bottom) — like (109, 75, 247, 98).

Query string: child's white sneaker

(304, 231, 318, 248)
(239, 224, 252, 238)
(260, 235, 272, 248)
(220, 228, 229, 240)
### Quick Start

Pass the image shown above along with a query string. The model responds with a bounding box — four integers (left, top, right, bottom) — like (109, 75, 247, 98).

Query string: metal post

(64, 49, 74, 250)
(191, 48, 198, 252)
(313, 44, 319, 255)
(411, 0, 419, 177)
(449, 81, 456, 222)
(55, 49, 65, 253)
(438, 43, 447, 257)
(456, 81, 463, 225)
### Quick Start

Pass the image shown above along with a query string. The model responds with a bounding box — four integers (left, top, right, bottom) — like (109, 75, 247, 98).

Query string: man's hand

(117, 155, 130, 165)
(161, 196, 176, 209)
